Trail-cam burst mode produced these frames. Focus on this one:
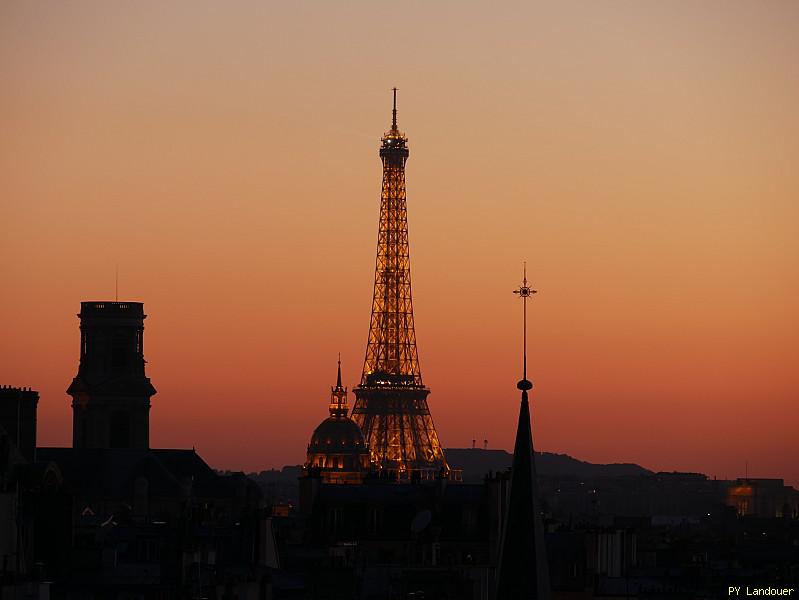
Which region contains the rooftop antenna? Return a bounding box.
[392,87,398,130]
[513,262,537,389]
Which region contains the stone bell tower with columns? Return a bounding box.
[67,301,156,449]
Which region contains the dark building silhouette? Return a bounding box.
[351,90,447,480]
[33,446,268,598]
[305,359,370,484]
[0,385,38,463]
[261,445,799,599]
[2,301,276,599]
[67,301,156,449]
[292,470,507,599]
[0,386,42,598]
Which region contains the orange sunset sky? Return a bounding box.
[1,2,798,485]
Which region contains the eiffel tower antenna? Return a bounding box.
[392,87,398,130]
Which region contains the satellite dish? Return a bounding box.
[410,509,432,534]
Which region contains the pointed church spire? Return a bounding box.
[330,355,348,418]
[496,266,550,599]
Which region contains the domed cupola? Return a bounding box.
[305,357,370,483]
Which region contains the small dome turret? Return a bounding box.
[305,357,370,483]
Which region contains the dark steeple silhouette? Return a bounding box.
[495,266,550,599]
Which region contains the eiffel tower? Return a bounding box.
[350,90,448,480]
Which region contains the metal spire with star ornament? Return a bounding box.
[495,263,550,599]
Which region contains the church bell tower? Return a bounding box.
[67,301,156,449]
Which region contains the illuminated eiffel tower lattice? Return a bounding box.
[351,89,448,480]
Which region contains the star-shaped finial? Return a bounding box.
[513,262,537,298]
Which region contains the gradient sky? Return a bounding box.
[2,1,798,485]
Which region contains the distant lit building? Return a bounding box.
[727,478,799,518]
[306,359,370,484]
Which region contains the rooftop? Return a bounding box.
[79,301,145,317]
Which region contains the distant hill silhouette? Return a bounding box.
[445,448,652,483]
[244,450,652,504]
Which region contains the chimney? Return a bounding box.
[0,386,39,463]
